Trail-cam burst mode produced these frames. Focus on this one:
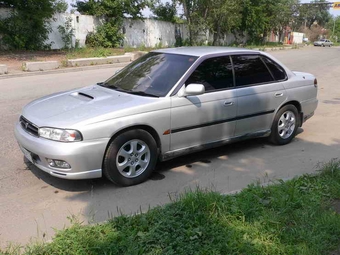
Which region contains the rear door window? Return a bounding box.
[232,55,274,87]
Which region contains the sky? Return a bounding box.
[65,0,340,17]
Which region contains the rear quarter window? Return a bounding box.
[261,56,287,81]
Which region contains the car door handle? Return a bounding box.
[224,101,234,106]
[275,92,284,97]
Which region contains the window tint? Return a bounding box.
[186,56,234,92]
[232,55,274,87]
[262,56,287,81]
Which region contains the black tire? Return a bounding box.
[322,44,325,47]
[103,129,158,186]
[269,105,299,145]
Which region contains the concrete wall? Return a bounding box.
[0,7,11,19]
[0,8,11,49]
[122,19,189,48]
[47,13,103,49]
[0,10,276,49]
[46,14,189,49]
[206,32,248,46]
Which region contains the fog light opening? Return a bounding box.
[47,159,71,169]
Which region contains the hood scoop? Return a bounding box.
[70,92,94,101]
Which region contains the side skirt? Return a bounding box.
[160,129,271,161]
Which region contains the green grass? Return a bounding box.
[65,47,126,59]
[2,160,340,255]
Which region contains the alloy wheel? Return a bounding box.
[278,110,296,139]
[116,139,150,178]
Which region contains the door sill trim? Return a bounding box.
[161,129,271,161]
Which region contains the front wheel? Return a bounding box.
[269,105,299,145]
[103,129,158,186]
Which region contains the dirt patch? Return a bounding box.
[332,199,340,214]
[0,50,67,74]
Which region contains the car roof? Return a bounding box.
[152,46,260,57]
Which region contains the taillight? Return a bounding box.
[314,78,318,88]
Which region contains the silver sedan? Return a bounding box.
[314,39,333,47]
[15,47,318,186]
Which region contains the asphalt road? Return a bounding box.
[0,46,340,247]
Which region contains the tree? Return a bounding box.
[0,0,68,50]
[239,0,298,44]
[292,0,331,30]
[150,1,177,23]
[174,0,207,44]
[54,0,68,13]
[73,0,149,47]
[325,16,340,42]
[274,0,298,42]
[207,0,241,45]
[239,0,273,44]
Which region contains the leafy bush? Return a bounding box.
[0,12,52,50]
[85,20,124,48]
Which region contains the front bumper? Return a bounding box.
[15,122,110,180]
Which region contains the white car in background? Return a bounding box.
[314,39,333,47]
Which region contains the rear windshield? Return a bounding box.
[102,53,198,97]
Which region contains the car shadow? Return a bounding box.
[25,135,282,192]
[25,159,113,192]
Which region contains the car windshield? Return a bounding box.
[101,52,198,97]
[320,39,326,42]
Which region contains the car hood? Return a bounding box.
[22,85,164,128]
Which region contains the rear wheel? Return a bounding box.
[103,129,158,186]
[269,105,299,145]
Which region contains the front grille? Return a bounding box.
[19,116,39,137]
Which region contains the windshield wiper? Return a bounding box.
[99,83,158,97]
[125,91,159,98]
[99,83,127,92]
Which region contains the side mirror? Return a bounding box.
[178,84,205,97]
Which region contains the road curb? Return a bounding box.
[67,55,131,67]
[0,63,128,80]
[0,64,8,75]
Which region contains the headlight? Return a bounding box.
[38,127,82,142]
